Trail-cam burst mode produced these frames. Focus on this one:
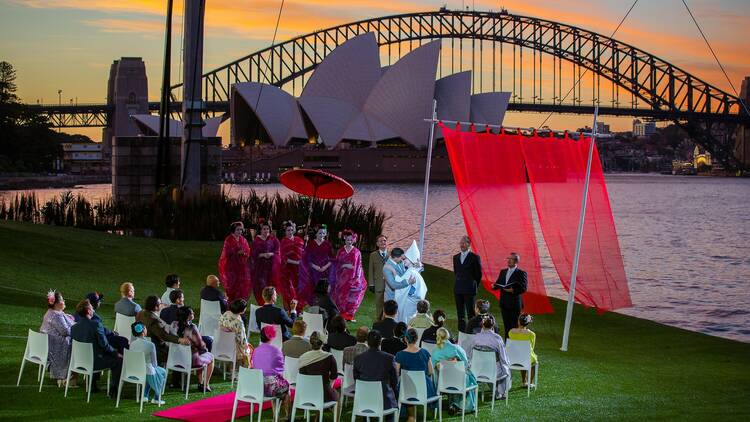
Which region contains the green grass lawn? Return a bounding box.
[0,220,748,421]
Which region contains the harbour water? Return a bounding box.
[2,174,749,342]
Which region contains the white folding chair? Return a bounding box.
[421,342,437,356]
[116,349,148,412]
[506,339,538,396]
[214,329,239,387]
[290,374,339,422]
[231,367,280,422]
[351,380,399,422]
[164,343,208,399]
[283,356,299,387]
[470,350,504,410]
[113,313,135,343]
[341,363,356,407]
[198,299,222,339]
[331,348,345,376]
[247,304,261,334]
[437,361,477,422]
[65,340,111,403]
[16,329,49,392]
[457,332,474,354]
[302,312,327,341]
[398,369,442,422]
[414,328,426,345]
[260,323,283,350]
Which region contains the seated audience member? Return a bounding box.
[420,309,451,345]
[372,300,398,339]
[174,306,215,392]
[129,321,166,405]
[343,326,369,366]
[40,290,75,387]
[252,326,291,418]
[77,291,128,354]
[218,299,253,367]
[136,295,189,365]
[282,319,312,358]
[381,322,407,356]
[353,330,398,413]
[71,299,122,396]
[466,299,496,334]
[394,328,437,418]
[114,282,141,317]
[432,327,477,413]
[508,313,538,386]
[298,332,339,403]
[465,315,511,400]
[200,275,228,313]
[311,278,339,327]
[324,315,356,352]
[159,289,184,325]
[255,286,298,341]
[161,273,181,308]
[408,300,434,329]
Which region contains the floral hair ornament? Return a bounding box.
[437,314,446,323]
[342,229,358,242]
[133,322,145,334]
[46,290,56,305]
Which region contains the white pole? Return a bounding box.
[561,105,599,352]
[419,99,438,256]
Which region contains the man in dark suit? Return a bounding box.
[492,252,528,338]
[200,275,228,313]
[159,289,184,325]
[353,330,399,414]
[372,299,398,339]
[255,286,298,341]
[70,299,122,396]
[453,235,483,333]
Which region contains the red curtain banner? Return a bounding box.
[521,132,632,311]
[441,124,553,314]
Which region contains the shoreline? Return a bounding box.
[0,174,110,190]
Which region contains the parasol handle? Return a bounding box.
[304,184,318,247]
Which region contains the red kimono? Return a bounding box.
[298,239,336,310]
[333,246,367,320]
[279,235,304,311]
[250,235,281,305]
[219,234,252,303]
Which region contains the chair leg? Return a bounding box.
[107,371,111,396]
[461,392,466,422]
[290,406,297,422]
[423,404,427,422]
[257,401,263,422]
[185,371,191,400]
[140,384,145,413]
[64,369,71,397]
[490,382,496,411]
[231,397,239,422]
[39,364,47,392]
[17,359,26,387]
[87,373,93,403]
[534,363,539,389]
[116,380,124,407]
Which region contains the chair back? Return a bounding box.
[457,332,474,353]
[506,339,532,370]
[213,329,238,363]
[247,304,260,333]
[198,299,221,338]
[70,340,94,374]
[342,363,355,393]
[302,313,326,338]
[294,374,324,408]
[166,343,193,373]
[414,328,426,345]
[25,329,49,364]
[114,313,135,343]
[306,306,321,315]
[438,360,467,392]
[283,356,299,385]
[236,367,265,402]
[471,349,498,383]
[260,323,283,349]
[353,380,384,415]
[421,341,437,356]
[399,370,428,404]
[331,348,344,374]
[122,349,147,383]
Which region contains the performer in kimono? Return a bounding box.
[332,230,367,321]
[278,221,304,311]
[393,240,428,324]
[218,222,252,303]
[250,221,281,305]
[298,225,336,309]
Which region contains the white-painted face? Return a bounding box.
[285,225,295,237]
[316,228,327,240]
[344,235,354,246]
[233,224,244,236]
[261,225,271,237]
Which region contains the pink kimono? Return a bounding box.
[333,246,367,320]
[279,235,304,311]
[219,234,252,303]
[250,235,281,305]
[298,239,336,309]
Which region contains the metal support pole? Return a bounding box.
[418,99,438,256]
[156,0,174,190]
[561,105,599,352]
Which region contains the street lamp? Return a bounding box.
[58,89,62,106]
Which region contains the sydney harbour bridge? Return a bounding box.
[23,9,750,168]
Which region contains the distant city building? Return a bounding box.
[596,121,611,134]
[633,119,656,137]
[61,143,107,174]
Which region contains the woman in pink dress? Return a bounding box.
[278,221,304,311]
[218,222,252,303]
[250,222,281,305]
[333,230,368,321]
[298,225,336,310]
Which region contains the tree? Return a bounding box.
[0,61,18,104]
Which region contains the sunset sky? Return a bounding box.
[1,0,748,139]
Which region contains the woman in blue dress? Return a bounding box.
[431,327,477,413]
[394,328,437,422]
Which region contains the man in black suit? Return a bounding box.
[492,252,528,338]
[453,235,483,333]
[372,299,398,339]
[255,286,298,341]
[353,330,399,414]
[70,299,122,396]
[200,275,228,313]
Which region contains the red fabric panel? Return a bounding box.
[442,124,553,314]
[521,133,631,311]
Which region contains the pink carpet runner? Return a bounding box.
[153,379,342,422]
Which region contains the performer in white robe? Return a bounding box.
[393,240,428,323]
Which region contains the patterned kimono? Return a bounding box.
[279,235,304,310]
[250,235,281,305]
[333,246,367,320]
[298,239,336,309]
[218,234,252,303]
[218,311,253,368]
[40,309,74,379]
